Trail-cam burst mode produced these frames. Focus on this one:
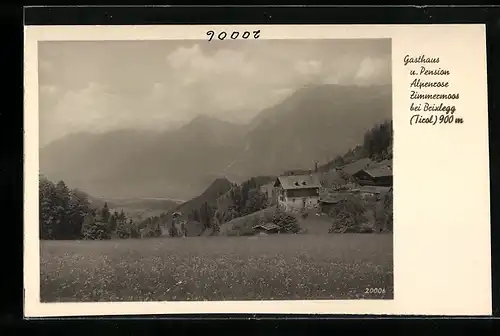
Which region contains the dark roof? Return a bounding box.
[363,165,392,178]
[252,222,280,231]
[375,159,392,168]
[339,158,374,175]
[358,186,392,194]
[274,174,322,190]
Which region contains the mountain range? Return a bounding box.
[39,83,392,200]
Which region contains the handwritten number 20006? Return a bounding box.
[207,30,260,41]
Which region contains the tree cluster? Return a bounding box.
[328,193,393,234]
[188,176,270,233]
[319,119,393,170]
[328,196,368,233]
[220,177,268,223]
[362,120,393,161]
[39,175,92,240]
[39,175,143,240]
[270,209,300,233]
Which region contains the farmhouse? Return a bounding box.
[352,165,393,187]
[274,174,321,211]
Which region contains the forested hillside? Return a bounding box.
[318,120,393,172]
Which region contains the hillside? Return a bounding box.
[175,177,233,215]
[40,84,392,200]
[227,84,392,177]
[40,117,244,200]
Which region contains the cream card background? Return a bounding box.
[24,24,491,317]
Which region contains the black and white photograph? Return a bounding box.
[23,22,493,317]
[36,37,394,303]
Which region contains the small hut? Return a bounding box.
[252,222,280,235]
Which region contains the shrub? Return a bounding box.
[116,223,130,239]
[168,227,177,237]
[129,225,141,238]
[81,214,111,240]
[211,217,221,236]
[382,191,393,232]
[328,196,367,234]
[272,209,300,234]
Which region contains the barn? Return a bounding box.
[352,165,393,187]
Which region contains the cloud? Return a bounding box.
[40,83,121,142]
[355,57,391,85]
[40,85,59,96]
[294,60,323,76]
[163,43,286,116]
[38,39,391,145]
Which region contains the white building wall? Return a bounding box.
[281,195,319,212]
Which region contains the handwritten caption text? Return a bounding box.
[404,55,463,126]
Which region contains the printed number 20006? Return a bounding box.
[365,288,386,294]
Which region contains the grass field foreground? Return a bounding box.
[40,234,393,302]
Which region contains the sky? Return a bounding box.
[38,38,391,147]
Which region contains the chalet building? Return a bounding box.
[352,165,392,187]
[274,174,321,211]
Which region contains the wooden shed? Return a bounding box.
[252,222,281,234]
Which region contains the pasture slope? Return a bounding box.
[40,233,393,302]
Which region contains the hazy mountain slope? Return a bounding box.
[175,177,233,215]
[40,116,244,199]
[40,84,392,200]
[227,84,392,177]
[40,129,160,195]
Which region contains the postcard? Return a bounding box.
[24,24,491,317]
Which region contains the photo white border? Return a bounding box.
[24,24,491,317]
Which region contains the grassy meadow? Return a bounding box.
[40,233,393,302]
